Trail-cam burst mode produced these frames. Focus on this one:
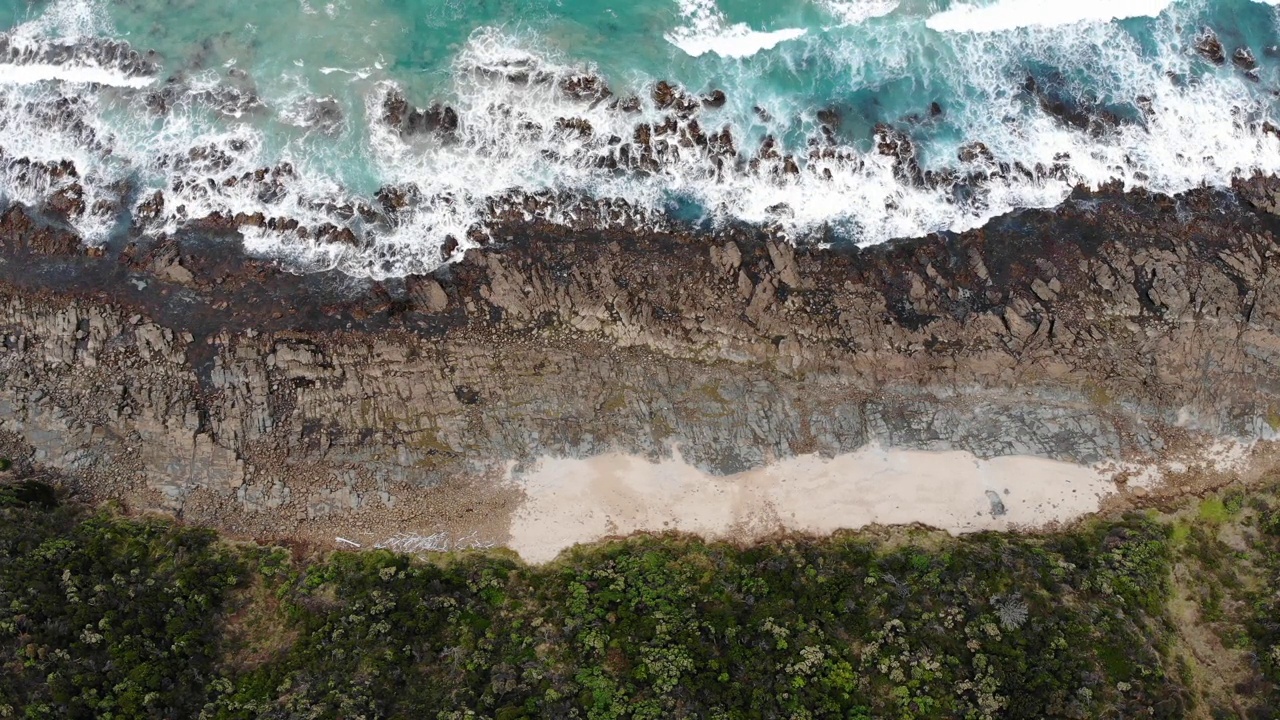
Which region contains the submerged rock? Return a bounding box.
[286,96,344,135]
[1022,74,1121,137]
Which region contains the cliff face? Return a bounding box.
[1,180,1280,543]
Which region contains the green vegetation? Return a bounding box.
[3,479,1280,718]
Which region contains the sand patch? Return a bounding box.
[506,445,1154,564]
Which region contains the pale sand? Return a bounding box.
[505,445,1151,564]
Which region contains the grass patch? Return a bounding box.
[1198,497,1233,524]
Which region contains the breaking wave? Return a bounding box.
[0,0,1278,278]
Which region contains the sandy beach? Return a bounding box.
[506,444,1156,563]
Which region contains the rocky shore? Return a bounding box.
[3,176,1280,554]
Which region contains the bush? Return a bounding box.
[12,488,1280,719]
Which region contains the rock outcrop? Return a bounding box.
[1,179,1280,541]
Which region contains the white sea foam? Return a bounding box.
[2,0,1280,280]
[0,63,154,87]
[8,0,110,42]
[817,0,899,27]
[927,0,1176,33]
[319,66,373,79]
[665,0,807,58]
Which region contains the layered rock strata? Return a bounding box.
[2,179,1280,545]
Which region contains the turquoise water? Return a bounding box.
[1,0,1279,276]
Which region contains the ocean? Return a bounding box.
[0,0,1278,277]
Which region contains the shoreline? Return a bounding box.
[2,177,1280,557]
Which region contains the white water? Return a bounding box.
[0,0,1278,278]
[927,0,1178,33]
[665,0,808,58]
[0,63,154,87]
[817,0,901,27]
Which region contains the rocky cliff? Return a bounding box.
[2,178,1280,545]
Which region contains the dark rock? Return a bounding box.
[757,135,780,161]
[316,223,360,246]
[560,73,611,102]
[405,104,459,136]
[1234,46,1258,71]
[290,96,344,135]
[381,88,411,128]
[45,183,85,219]
[682,119,707,148]
[144,90,170,115]
[440,234,460,258]
[652,81,697,115]
[195,85,266,118]
[633,123,653,148]
[0,205,83,256]
[1022,74,1121,137]
[376,183,422,214]
[708,126,736,158]
[985,490,1007,517]
[0,35,159,79]
[233,211,265,228]
[555,117,594,138]
[874,123,923,184]
[1196,30,1226,64]
[381,89,458,137]
[702,89,727,108]
[958,141,994,164]
[653,81,678,109]
[135,191,165,225]
[817,107,841,130]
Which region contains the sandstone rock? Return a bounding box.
[413,278,449,312]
